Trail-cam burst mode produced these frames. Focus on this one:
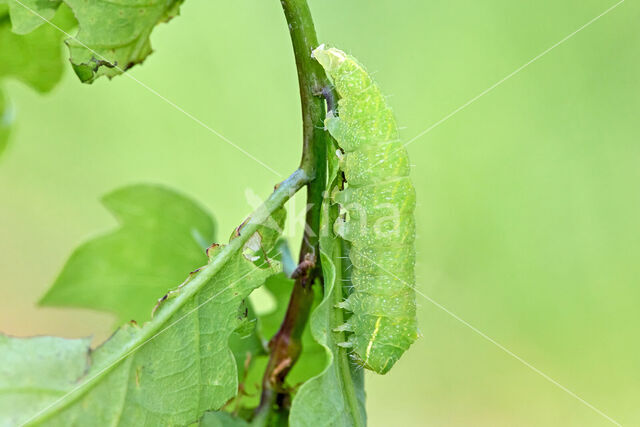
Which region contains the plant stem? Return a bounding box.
[254,0,330,422]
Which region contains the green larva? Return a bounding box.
[314,45,418,374]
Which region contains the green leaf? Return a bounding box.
[0,3,75,92]
[218,271,325,419]
[256,273,293,339]
[288,250,367,427]
[6,0,62,34]
[63,0,184,83]
[199,411,250,427]
[227,299,266,387]
[40,184,216,324]
[0,3,74,157]
[0,335,91,420]
[1,260,277,426]
[0,89,11,158]
[225,274,299,413]
[289,144,367,427]
[0,169,308,426]
[1,215,286,426]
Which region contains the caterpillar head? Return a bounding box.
[312,44,347,75]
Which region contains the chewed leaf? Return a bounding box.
[243,232,263,262]
[1,207,286,426]
[2,0,186,83]
[63,0,184,82]
[233,208,286,267]
[40,184,216,324]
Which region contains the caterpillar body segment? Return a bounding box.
[314,45,418,374]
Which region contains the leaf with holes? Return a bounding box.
[63,0,184,83]
[0,203,286,426]
[223,273,325,417]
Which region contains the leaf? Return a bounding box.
[0,3,74,157]
[289,143,367,427]
[63,0,184,83]
[40,184,216,324]
[2,0,187,83]
[1,212,286,426]
[0,89,11,157]
[224,274,299,413]
[0,335,91,417]
[217,272,324,418]
[227,299,266,389]
[256,273,293,339]
[288,250,367,427]
[0,169,310,426]
[0,3,75,92]
[6,0,62,34]
[199,411,250,427]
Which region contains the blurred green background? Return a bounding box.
[1,0,639,425]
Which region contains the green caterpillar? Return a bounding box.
[314,45,418,374]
